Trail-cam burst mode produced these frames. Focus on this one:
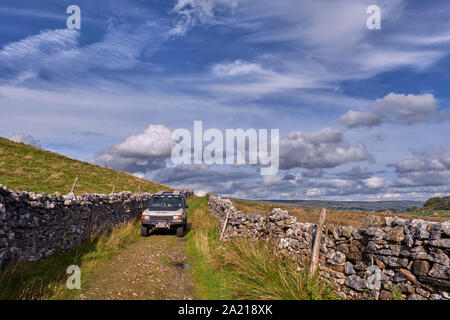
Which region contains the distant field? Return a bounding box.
[231,199,448,228]
[251,199,425,212]
[0,137,170,195]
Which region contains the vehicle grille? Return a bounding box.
[149,216,172,223]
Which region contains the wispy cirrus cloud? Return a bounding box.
[0,29,79,83]
[207,0,448,98]
[169,0,239,35]
[0,20,166,85]
[212,60,268,77]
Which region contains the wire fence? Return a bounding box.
[69,176,194,198]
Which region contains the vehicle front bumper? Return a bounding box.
[141,215,184,229]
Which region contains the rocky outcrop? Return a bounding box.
[0,184,150,270]
[208,195,450,300]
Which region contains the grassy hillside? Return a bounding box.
[0,137,170,195]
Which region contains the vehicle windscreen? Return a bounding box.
[149,196,183,210]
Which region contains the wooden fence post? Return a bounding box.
[71,177,78,193]
[220,207,231,240]
[309,208,327,277]
[138,186,143,210]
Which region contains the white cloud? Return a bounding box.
[109,125,172,159]
[391,148,450,187]
[194,189,209,196]
[279,128,373,170]
[0,29,79,60]
[0,22,165,84]
[363,176,390,189]
[306,188,324,197]
[212,60,267,76]
[338,92,444,129]
[374,93,438,124]
[360,50,446,73]
[93,124,173,171]
[0,1,448,202]
[170,0,239,35]
[399,33,450,46]
[217,0,447,98]
[337,110,383,129]
[9,133,41,147]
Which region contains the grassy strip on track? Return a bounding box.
[185,196,234,300]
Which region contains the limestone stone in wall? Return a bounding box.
[0,184,150,270]
[208,194,450,300]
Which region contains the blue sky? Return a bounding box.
[0,0,449,200]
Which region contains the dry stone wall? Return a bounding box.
[208,195,450,300]
[0,184,150,270]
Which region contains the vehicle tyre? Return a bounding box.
[141,225,149,237]
[176,226,184,237]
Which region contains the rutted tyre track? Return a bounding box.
[78,230,195,300]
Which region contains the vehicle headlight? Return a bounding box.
[173,215,182,221]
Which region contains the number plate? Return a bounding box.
[156,222,168,228]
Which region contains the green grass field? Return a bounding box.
[0,137,169,195]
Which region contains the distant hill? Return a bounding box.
[240,199,425,212]
[0,137,170,195]
[424,196,450,211]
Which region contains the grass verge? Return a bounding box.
[0,218,142,300]
[185,196,234,299]
[185,196,339,300]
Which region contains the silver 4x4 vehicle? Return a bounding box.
[141,191,188,237]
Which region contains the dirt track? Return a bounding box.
[78,230,195,300]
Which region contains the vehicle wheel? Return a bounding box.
[176,226,184,237]
[141,225,149,237]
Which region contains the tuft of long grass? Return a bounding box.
[83,219,139,261]
[221,239,339,300]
